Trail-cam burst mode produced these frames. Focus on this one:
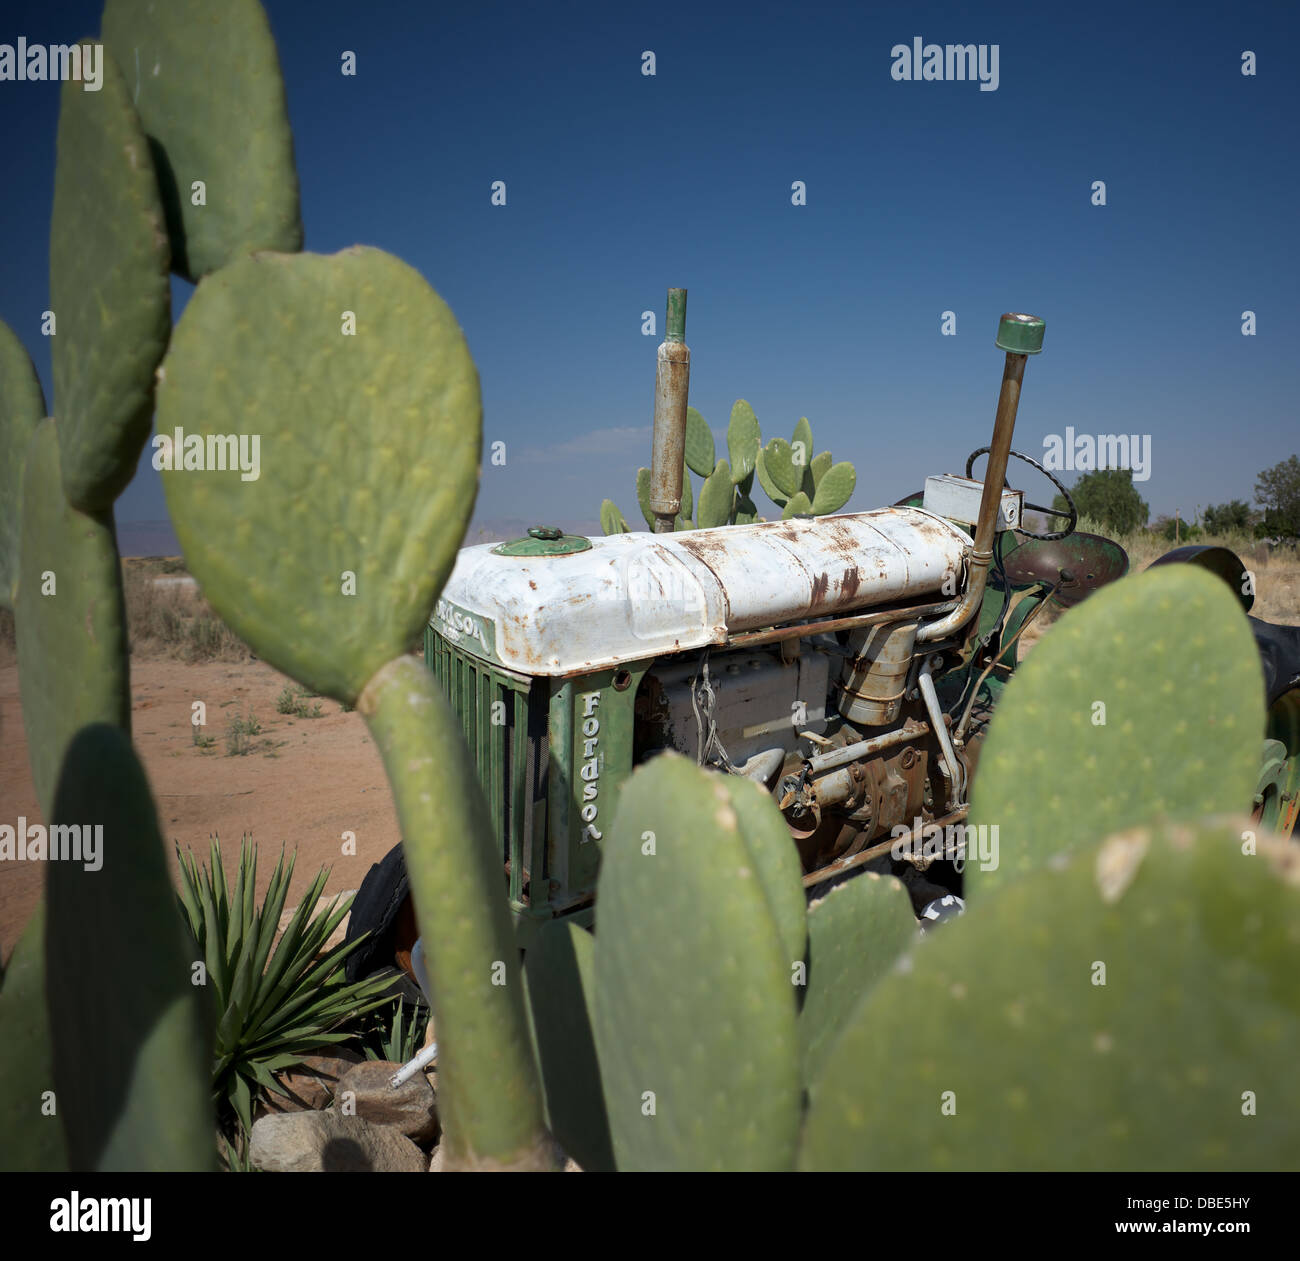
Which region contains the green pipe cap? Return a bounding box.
[995,312,1045,355]
[493,527,592,557]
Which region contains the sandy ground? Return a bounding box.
[0,653,402,963]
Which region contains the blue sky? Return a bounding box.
[2,0,1297,547]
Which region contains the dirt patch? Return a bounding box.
[0,653,402,962]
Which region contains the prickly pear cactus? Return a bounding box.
[101,0,303,282]
[157,247,480,704]
[0,320,46,610]
[696,459,735,530]
[800,871,916,1087]
[763,438,802,500]
[14,422,130,817]
[683,406,715,477]
[46,725,215,1171]
[727,400,760,484]
[49,44,170,511]
[969,566,1265,895]
[523,920,615,1172]
[800,817,1300,1171]
[635,466,654,529]
[811,462,856,514]
[0,907,66,1172]
[593,754,802,1171]
[782,491,812,519]
[600,499,629,535]
[791,416,814,467]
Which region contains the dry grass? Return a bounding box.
[0,558,251,667]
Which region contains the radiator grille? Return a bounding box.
[427,629,547,905]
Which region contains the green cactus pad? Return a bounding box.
[0,320,47,610]
[524,921,615,1172]
[0,907,67,1171]
[810,450,833,489]
[716,773,808,968]
[754,447,788,508]
[763,438,802,498]
[791,417,814,468]
[684,407,715,478]
[811,461,856,514]
[600,499,628,535]
[157,248,481,704]
[801,817,1300,1171]
[45,725,215,1171]
[593,753,802,1171]
[362,658,555,1169]
[800,872,916,1087]
[696,459,735,530]
[15,422,130,818]
[635,467,654,529]
[727,400,760,484]
[734,494,759,526]
[48,45,171,511]
[102,0,303,282]
[969,567,1265,895]
[679,464,693,525]
[782,491,812,519]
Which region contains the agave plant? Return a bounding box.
[175,836,396,1148]
[362,995,431,1064]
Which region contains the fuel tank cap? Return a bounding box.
[492,526,593,557]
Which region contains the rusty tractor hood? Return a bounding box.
[431,508,971,677]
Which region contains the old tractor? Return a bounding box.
[420,299,1160,946]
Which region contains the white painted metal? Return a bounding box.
[923,474,1023,531]
[434,507,971,676]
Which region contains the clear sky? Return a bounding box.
[2,0,1297,545]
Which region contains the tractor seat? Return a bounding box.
[1248,617,1300,708]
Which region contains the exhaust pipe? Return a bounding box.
[917,312,1044,642]
[649,288,691,533]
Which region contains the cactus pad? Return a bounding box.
[800,871,916,1086]
[791,416,814,467]
[763,438,802,498]
[810,449,833,488]
[754,447,788,508]
[0,320,46,609]
[0,907,67,1171]
[801,817,1300,1171]
[524,920,614,1172]
[49,45,171,511]
[727,400,760,484]
[782,491,812,519]
[696,459,735,529]
[15,422,130,817]
[969,566,1265,895]
[157,248,481,703]
[600,499,629,536]
[46,725,214,1171]
[102,0,303,282]
[635,467,654,529]
[684,407,715,478]
[811,461,855,514]
[593,753,802,1171]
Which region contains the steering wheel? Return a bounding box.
[965,447,1077,541]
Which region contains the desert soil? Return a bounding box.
[0,654,402,963]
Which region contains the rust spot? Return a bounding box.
[528,580,537,590]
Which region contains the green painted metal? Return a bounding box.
[994,312,1045,355]
[665,288,687,342]
[492,529,592,557]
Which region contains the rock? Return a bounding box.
[250,1110,426,1173]
[255,1048,365,1117]
[335,1060,439,1145]
[564,1156,583,1172]
[428,1144,444,1172]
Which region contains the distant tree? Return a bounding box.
[1201,499,1253,534]
[1152,514,1200,543]
[1051,468,1149,535]
[1255,456,1300,539]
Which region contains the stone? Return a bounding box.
[335,1059,439,1145]
[250,1110,426,1173]
[255,1048,365,1117]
